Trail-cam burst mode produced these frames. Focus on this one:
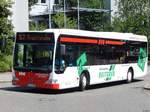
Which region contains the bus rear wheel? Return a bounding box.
[79,73,88,91]
[127,69,133,83]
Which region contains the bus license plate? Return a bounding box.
[28,84,36,87]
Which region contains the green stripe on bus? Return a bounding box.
[138,48,147,71]
[77,52,87,75]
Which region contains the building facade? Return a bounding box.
[11,0,29,32]
[29,0,118,30]
[10,0,118,32]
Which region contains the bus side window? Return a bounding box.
[125,41,147,63]
[64,44,78,67]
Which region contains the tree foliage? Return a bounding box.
[0,0,13,71]
[112,0,150,54]
[80,12,111,31]
[53,13,77,29]
[113,0,150,37]
[0,0,13,38]
[79,0,104,8]
[65,0,108,9]
[0,0,13,54]
[29,21,48,31]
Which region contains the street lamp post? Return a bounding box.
[48,0,51,29]
[77,0,80,29]
[64,0,67,28]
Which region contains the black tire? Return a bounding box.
[127,69,133,83]
[79,73,88,91]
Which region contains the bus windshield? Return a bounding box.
[14,43,54,73]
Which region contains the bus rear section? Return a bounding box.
[12,32,59,89]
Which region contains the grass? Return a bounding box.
[0,55,12,72]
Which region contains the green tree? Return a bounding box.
[112,0,150,55]
[29,21,48,31]
[0,0,14,71]
[80,12,111,31]
[79,0,104,8]
[0,0,13,54]
[53,13,77,29]
[66,0,109,9]
[113,0,150,37]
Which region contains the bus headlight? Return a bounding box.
[12,70,18,81]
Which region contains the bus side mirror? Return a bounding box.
[60,45,66,55]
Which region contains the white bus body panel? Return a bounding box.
[53,61,147,89]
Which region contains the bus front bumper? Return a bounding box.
[12,79,59,90]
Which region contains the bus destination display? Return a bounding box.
[16,33,54,42]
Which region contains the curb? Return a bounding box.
[0,72,12,83]
[0,81,11,83]
[144,84,150,90]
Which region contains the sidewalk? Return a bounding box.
[0,72,12,83]
[144,84,150,90]
[144,78,150,90]
[144,66,150,90]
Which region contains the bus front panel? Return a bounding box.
[12,32,59,89]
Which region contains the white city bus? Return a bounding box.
[12,29,148,91]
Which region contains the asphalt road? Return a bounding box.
[0,70,150,112]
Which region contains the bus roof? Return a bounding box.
[28,29,148,42]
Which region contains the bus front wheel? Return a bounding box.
[79,73,88,91]
[127,69,133,83]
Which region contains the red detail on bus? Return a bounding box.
[49,84,59,89]
[60,37,98,44]
[98,39,105,45]
[60,37,125,46]
[98,39,125,45]
[105,40,125,45]
[12,71,59,89]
